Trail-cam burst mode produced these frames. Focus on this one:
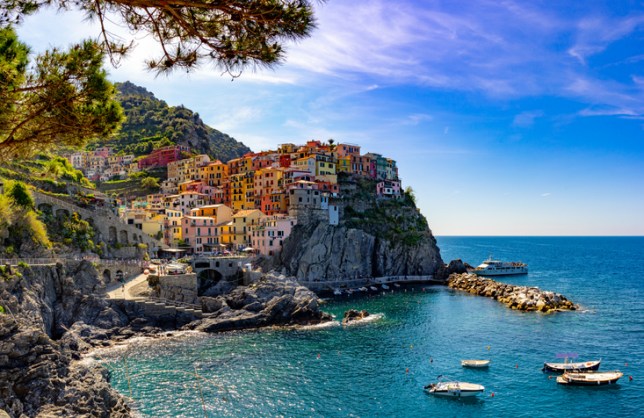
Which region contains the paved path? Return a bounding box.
[105,272,149,300]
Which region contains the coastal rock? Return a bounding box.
[447,273,578,313]
[0,316,130,417]
[275,174,443,284]
[342,309,370,325]
[192,276,332,332]
[0,261,138,416]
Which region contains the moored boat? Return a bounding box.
[382,284,390,290]
[461,359,490,368]
[424,379,485,397]
[556,371,623,386]
[473,256,528,276]
[543,359,601,373]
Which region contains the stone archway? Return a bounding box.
[109,226,117,244]
[197,269,223,296]
[102,269,111,283]
[56,208,70,219]
[37,203,53,214]
[119,230,129,245]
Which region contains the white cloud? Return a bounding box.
[541,193,551,197]
[513,111,544,127]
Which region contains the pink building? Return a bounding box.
[248,215,297,257]
[182,216,220,253]
[376,180,402,199]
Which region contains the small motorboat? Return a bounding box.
[369,286,378,291]
[333,288,342,296]
[543,359,600,373]
[394,283,401,288]
[461,359,490,368]
[358,287,368,292]
[382,284,390,290]
[424,378,485,398]
[556,371,623,386]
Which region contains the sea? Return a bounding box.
[99,236,644,417]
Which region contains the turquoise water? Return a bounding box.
[102,237,644,417]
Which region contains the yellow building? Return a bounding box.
[253,167,283,207]
[141,213,164,238]
[336,155,352,174]
[189,204,233,224]
[231,209,264,248]
[230,172,255,211]
[199,160,229,188]
[218,221,234,247]
[164,209,183,247]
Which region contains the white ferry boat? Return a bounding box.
[473,256,528,276]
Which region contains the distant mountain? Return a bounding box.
[90,81,251,162]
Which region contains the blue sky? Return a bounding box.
[16,0,644,235]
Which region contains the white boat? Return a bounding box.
[382,284,390,290]
[543,359,600,373]
[556,371,623,386]
[473,256,528,276]
[394,283,401,288]
[461,359,490,368]
[333,288,342,296]
[424,379,485,397]
[369,286,378,291]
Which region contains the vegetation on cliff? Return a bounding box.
[88,81,251,162]
[0,180,51,257]
[277,174,443,281]
[339,173,434,248]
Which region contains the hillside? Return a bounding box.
[90,81,251,161]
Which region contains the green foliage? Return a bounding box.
[61,212,95,251]
[0,27,123,160]
[3,180,34,209]
[2,1,320,75]
[0,305,5,314]
[141,176,160,190]
[24,211,51,248]
[404,186,417,205]
[90,82,251,162]
[44,157,90,185]
[17,261,29,269]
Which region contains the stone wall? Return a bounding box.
[158,274,198,304]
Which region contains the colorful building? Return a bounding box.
[249,215,297,257]
[231,209,264,249]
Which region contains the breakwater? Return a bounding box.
[447,273,577,313]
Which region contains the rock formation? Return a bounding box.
[342,309,370,325]
[0,261,133,416]
[191,275,332,333]
[447,273,578,313]
[276,174,443,283]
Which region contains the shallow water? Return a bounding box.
[101,237,644,417]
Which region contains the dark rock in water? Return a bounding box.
[342,309,370,324]
[435,259,468,282]
[192,276,332,332]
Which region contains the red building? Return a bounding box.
[138,146,185,169]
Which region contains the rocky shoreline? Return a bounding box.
[447,272,578,313]
[0,262,332,417]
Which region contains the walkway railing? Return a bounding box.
[144,297,201,310]
[0,257,144,267]
[297,275,437,290]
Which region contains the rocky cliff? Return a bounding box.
[0,262,133,417]
[277,174,443,283]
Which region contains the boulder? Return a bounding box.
[342,309,370,325]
